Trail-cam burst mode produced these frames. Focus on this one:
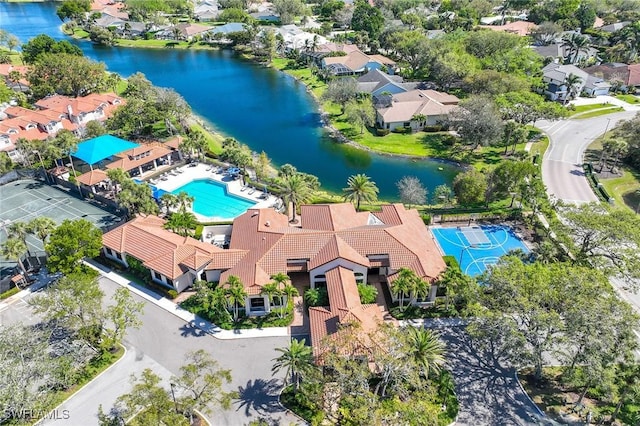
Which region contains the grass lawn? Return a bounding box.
[574,106,624,119]
[0,47,23,65]
[271,58,327,98]
[568,103,612,115]
[616,94,640,104]
[585,138,640,212]
[529,136,549,160]
[189,121,224,155]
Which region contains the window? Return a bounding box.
[105,248,113,255]
[250,297,265,311]
[272,295,284,307]
[115,253,122,260]
[354,272,365,284]
[154,271,162,280]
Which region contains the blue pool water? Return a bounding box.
[171,179,256,220]
[432,225,529,277]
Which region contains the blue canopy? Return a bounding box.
[73,135,140,165]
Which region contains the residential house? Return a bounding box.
[105,143,174,177]
[583,75,611,97]
[250,11,280,23]
[207,23,246,42]
[175,23,211,41]
[194,0,219,22]
[322,50,396,76]
[533,41,599,64]
[375,89,460,131]
[102,203,447,324]
[584,63,640,92]
[0,64,30,92]
[541,63,589,101]
[356,69,418,99]
[273,25,327,52]
[599,21,631,33]
[35,93,124,128]
[0,93,124,163]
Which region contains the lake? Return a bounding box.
[0,2,460,199]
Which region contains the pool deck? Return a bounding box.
[150,163,279,222]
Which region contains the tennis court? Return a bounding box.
[0,179,122,277]
[432,225,530,276]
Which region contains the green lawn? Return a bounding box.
[0,47,22,65]
[568,102,612,115]
[189,121,224,155]
[585,138,640,212]
[573,106,624,119]
[271,58,327,98]
[616,94,640,104]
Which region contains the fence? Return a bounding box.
[582,163,613,204]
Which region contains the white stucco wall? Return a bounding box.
[310,259,368,287]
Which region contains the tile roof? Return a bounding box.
[102,215,231,279]
[106,145,172,172]
[76,169,108,186]
[225,203,446,293]
[478,21,537,37]
[377,89,460,123]
[309,266,384,359]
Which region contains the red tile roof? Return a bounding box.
[77,169,108,186]
[102,215,232,279]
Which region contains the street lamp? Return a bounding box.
[169,382,179,414]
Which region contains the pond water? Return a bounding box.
[0,2,460,199]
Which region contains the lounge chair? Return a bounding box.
[248,187,256,195]
[259,192,269,200]
[240,185,249,192]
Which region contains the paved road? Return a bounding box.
[1,276,300,426]
[538,111,637,204]
[436,326,556,426]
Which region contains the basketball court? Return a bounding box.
[431,225,530,276]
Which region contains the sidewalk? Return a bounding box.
[83,259,289,340]
[569,95,640,112]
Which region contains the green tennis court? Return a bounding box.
[0,179,123,278]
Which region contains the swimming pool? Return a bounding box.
[431,225,529,277]
[171,179,256,220]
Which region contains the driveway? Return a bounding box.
[1,276,302,425]
[538,110,636,204]
[436,326,555,426]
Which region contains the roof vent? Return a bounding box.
[251,211,259,217]
[265,221,270,227]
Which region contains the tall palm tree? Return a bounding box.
[261,282,282,313]
[602,138,628,173]
[224,276,247,323]
[278,174,312,223]
[561,33,590,64]
[28,217,56,251]
[563,73,583,105]
[343,174,379,211]
[165,211,197,237]
[411,276,430,303]
[1,237,29,279]
[271,338,314,393]
[405,327,446,378]
[175,191,195,213]
[53,130,81,194]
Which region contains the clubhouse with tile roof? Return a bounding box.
[102,203,447,351]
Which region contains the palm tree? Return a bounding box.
[1,237,29,279]
[106,168,129,199]
[412,276,430,303]
[28,217,56,251]
[405,327,446,378]
[278,174,312,223]
[224,276,247,323]
[261,282,282,313]
[175,191,195,213]
[563,73,583,105]
[165,211,197,236]
[8,221,31,257]
[53,130,81,194]
[343,174,379,211]
[602,138,628,173]
[7,70,24,92]
[271,338,314,393]
[390,268,418,308]
[159,193,179,216]
[561,33,590,64]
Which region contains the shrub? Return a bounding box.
[421,213,431,225]
[0,286,20,300]
[423,125,442,132]
[167,289,178,299]
[392,126,407,134]
[304,287,329,307]
[376,128,390,136]
[194,224,204,240]
[357,283,378,304]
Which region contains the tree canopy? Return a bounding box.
[46,219,103,274]
[21,34,82,64]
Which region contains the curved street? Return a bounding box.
[538,110,637,204]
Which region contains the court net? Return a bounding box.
[459,226,491,246]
